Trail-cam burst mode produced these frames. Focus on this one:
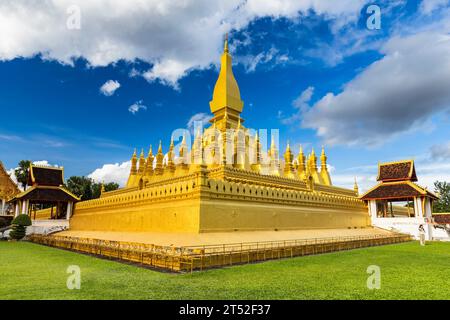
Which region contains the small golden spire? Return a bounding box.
[179,134,187,158]
[354,177,359,196]
[148,145,153,157]
[320,146,327,166]
[155,140,164,175]
[130,148,138,175]
[138,148,146,174]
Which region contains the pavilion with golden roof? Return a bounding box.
[68,37,369,234]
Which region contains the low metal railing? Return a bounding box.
[30,232,412,273]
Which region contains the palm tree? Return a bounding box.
[14,160,31,190]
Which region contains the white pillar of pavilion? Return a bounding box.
[368,200,377,219]
[15,202,20,217]
[414,197,423,218]
[21,200,29,215]
[1,199,5,215]
[66,201,73,220]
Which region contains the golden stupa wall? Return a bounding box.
[70,167,369,233]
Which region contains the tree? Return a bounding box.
[14,160,31,190]
[66,176,91,199]
[92,182,119,199]
[9,214,32,240]
[434,181,450,213]
[65,176,119,201]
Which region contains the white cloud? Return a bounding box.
[0,0,368,87]
[128,100,147,115]
[187,112,211,132]
[298,31,450,146]
[100,80,121,96]
[419,0,449,15]
[281,86,314,125]
[32,160,59,167]
[238,47,289,72]
[430,141,450,160]
[88,161,131,187]
[6,168,19,186]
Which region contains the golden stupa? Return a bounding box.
[70,37,368,233]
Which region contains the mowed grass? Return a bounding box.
[1,241,450,300]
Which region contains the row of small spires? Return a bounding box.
[128,135,331,178]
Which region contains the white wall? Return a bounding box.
[372,217,439,240]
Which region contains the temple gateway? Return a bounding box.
[68,38,369,233]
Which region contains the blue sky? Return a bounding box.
[1,0,450,191]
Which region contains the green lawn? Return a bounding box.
[1,241,449,300]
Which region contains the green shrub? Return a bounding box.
[10,214,32,240]
[12,214,32,226]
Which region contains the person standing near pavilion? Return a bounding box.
[419,225,426,246]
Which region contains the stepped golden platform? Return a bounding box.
[32,228,411,272]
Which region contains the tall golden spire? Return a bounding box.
[138,148,145,175]
[354,177,359,196]
[167,137,175,172]
[297,145,306,179]
[130,149,137,175]
[155,140,164,175]
[320,146,332,186]
[251,132,261,172]
[284,142,294,177]
[145,145,154,176]
[310,148,317,172]
[209,34,244,117]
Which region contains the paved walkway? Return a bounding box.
[57,227,393,247]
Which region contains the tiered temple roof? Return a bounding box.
[361,160,437,201]
[10,165,79,203]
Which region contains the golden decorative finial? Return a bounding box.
[354,177,359,196]
[224,33,229,53]
[158,140,162,153]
